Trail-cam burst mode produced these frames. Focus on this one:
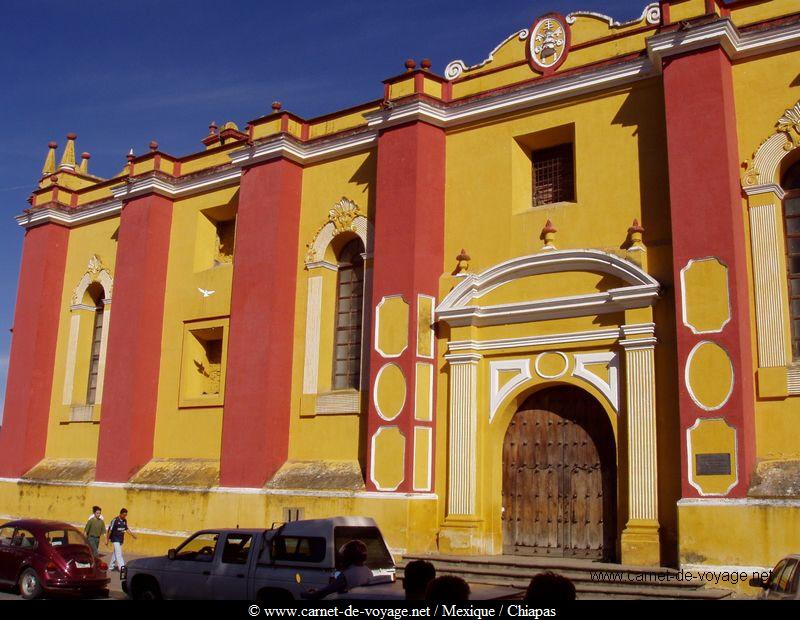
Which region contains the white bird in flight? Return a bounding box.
[198,288,216,297]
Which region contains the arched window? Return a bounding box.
[333,238,365,390]
[85,282,106,405]
[783,160,800,358]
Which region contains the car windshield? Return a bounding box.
[45,529,89,547]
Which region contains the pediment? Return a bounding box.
[437,249,659,327]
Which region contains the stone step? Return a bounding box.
[398,554,732,600]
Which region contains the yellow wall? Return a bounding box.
[288,151,376,463]
[150,187,237,461]
[44,217,120,460]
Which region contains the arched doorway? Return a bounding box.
[502,385,617,559]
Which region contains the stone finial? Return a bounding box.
[455,248,471,274]
[271,101,282,112]
[209,121,218,135]
[404,59,417,71]
[79,152,91,174]
[126,148,135,162]
[59,133,77,170]
[628,219,646,252]
[420,58,432,70]
[149,140,158,152]
[541,220,557,251]
[41,141,58,176]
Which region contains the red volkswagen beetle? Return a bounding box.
[0,519,110,599]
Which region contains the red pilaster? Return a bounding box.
[662,47,756,497]
[366,121,446,492]
[220,158,303,487]
[96,194,173,481]
[0,224,69,477]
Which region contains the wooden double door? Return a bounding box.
[502,386,617,559]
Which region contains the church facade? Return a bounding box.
[1,0,800,575]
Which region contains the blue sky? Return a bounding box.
[0,0,646,423]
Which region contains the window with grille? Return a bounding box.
[85,288,105,405]
[532,143,575,206]
[333,239,365,390]
[783,160,800,358]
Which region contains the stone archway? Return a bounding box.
[502,385,617,560]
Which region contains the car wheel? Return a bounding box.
[132,578,162,600]
[19,568,43,600]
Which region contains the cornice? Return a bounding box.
[228,131,378,168]
[365,57,655,130]
[647,17,800,67]
[16,199,124,228]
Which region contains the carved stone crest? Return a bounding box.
[328,198,361,234]
[778,102,800,151]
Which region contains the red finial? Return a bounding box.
[26,194,34,205]
[81,152,91,160]
[149,140,158,152]
[271,101,282,112]
[404,59,416,71]
[628,218,645,234]
[66,133,77,140]
[542,219,557,234]
[48,141,58,149]
[127,152,135,163]
[209,121,218,134]
[420,58,432,70]
[50,174,59,183]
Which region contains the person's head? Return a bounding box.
[425,576,471,602]
[524,572,577,602]
[92,506,101,517]
[339,540,368,567]
[119,508,128,518]
[403,560,436,600]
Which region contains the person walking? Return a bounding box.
[106,508,137,571]
[84,506,105,557]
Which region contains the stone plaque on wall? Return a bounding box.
[695,453,732,476]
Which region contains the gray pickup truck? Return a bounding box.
[121,516,401,601]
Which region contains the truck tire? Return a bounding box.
[132,576,162,600]
[19,568,43,600]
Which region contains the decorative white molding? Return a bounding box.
[315,390,361,415]
[445,29,529,80]
[373,363,406,422]
[788,364,800,395]
[489,359,532,422]
[414,363,434,423]
[566,3,660,28]
[686,417,739,497]
[647,17,800,68]
[366,58,655,131]
[749,204,790,367]
[305,260,338,273]
[447,327,621,353]
[743,183,786,199]
[302,276,323,395]
[679,257,731,336]
[534,351,569,380]
[622,344,658,522]
[16,199,124,229]
[62,314,81,406]
[572,351,620,413]
[305,198,373,265]
[374,295,409,359]
[436,250,659,328]
[369,426,405,492]
[685,341,735,412]
[447,356,478,516]
[230,132,377,169]
[412,426,433,492]
[112,166,242,202]
[444,353,483,365]
[416,294,436,360]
